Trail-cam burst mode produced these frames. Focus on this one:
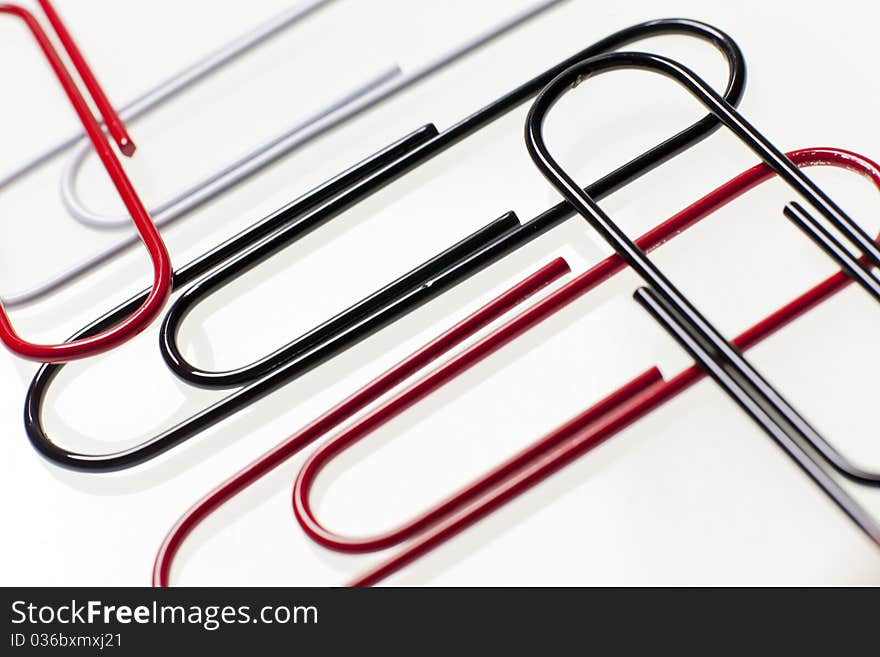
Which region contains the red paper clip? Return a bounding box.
[0,3,170,361]
[154,148,879,586]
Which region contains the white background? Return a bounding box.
[1,0,879,586]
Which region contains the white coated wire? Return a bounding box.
[0,0,336,190]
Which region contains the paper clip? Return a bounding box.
[526,52,880,539]
[24,18,745,470]
[151,146,880,586]
[156,18,746,390]
[0,2,171,361]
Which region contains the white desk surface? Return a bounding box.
[1,0,879,585]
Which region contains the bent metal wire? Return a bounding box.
[152,148,880,586]
[2,0,563,308]
[0,0,333,190]
[30,0,135,155]
[0,3,172,362]
[525,52,880,541]
[57,0,349,232]
[25,18,746,471]
[355,149,880,587]
[59,0,560,232]
[157,18,747,390]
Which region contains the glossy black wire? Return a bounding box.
[783,202,880,304]
[26,18,747,472]
[634,287,880,544]
[525,51,880,544]
[159,17,748,389]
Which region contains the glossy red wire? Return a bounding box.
[292,147,880,557]
[153,259,571,586]
[153,148,879,586]
[0,4,171,362]
[34,0,135,155]
[351,149,880,586]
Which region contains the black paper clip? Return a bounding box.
[156,18,747,391]
[526,51,880,543]
[25,19,746,472]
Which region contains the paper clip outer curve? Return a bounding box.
[0,4,171,362]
